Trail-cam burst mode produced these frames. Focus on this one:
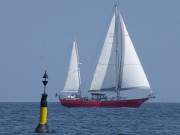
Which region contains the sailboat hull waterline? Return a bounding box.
[60,97,149,108]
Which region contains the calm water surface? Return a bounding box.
[0,103,180,135]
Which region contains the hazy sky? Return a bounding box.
[0,0,179,102]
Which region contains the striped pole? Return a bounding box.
[35,70,49,133]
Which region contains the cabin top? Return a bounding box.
[91,93,106,96]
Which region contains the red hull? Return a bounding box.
[60,98,149,108]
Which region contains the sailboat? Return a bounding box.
[60,5,154,108]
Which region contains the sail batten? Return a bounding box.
[63,41,81,92]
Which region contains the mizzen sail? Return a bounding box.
[63,40,81,92]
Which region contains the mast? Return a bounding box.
[114,4,125,99]
[118,14,125,97]
[118,12,125,98]
[114,4,121,99]
[75,40,82,97]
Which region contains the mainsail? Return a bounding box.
[90,13,117,91]
[63,40,81,92]
[90,6,150,92]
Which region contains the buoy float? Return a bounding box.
[35,70,49,133]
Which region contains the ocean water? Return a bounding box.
[0,103,180,135]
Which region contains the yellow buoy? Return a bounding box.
[40,107,47,124]
[35,70,49,133]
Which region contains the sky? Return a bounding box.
[0,0,179,102]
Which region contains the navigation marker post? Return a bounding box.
[35,70,49,133]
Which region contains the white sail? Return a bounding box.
[90,6,150,92]
[63,41,81,92]
[90,13,117,91]
[119,15,150,90]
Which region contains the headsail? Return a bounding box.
[63,40,81,92]
[119,15,150,90]
[90,13,117,91]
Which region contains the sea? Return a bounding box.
[0,103,179,135]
